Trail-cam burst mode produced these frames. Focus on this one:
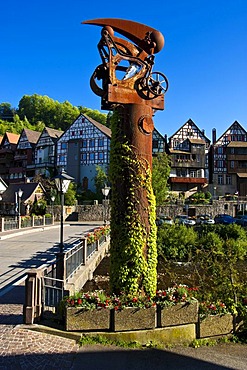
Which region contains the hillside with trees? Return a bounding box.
[0,94,108,135]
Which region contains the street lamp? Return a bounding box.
[17,188,23,226]
[101,184,110,225]
[54,169,74,253]
[51,195,55,217]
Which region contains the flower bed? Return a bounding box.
[111,306,156,331]
[197,301,234,338]
[155,285,198,327]
[64,290,112,331]
[198,314,233,338]
[110,293,156,331]
[85,226,110,245]
[66,307,111,331]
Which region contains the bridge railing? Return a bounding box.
[0,215,54,232]
[23,228,110,324]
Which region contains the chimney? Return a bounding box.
[212,128,216,144]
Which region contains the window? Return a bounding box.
[82,140,87,148]
[98,152,104,160]
[218,160,224,168]
[230,148,234,154]
[98,139,104,147]
[61,142,67,150]
[71,131,75,136]
[89,153,95,160]
[153,140,158,149]
[226,176,231,185]
[218,147,223,154]
[89,139,95,148]
[82,153,87,161]
[218,175,223,185]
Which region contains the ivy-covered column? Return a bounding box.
[109,105,157,296]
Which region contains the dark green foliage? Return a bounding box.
[0,95,108,134]
[157,224,198,261]
[152,152,171,206]
[188,191,212,204]
[157,223,247,312]
[94,165,108,201]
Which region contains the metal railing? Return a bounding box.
[1,215,54,232]
[42,276,64,308]
[65,238,86,280]
[3,218,18,231]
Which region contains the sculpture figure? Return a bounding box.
[83,18,168,296]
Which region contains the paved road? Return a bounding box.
[0,222,101,296]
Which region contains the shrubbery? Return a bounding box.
[157,223,247,318]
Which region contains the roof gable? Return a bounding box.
[169,119,210,144]
[214,121,247,146]
[1,182,45,203]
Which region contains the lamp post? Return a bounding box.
[17,188,23,228]
[54,169,74,253]
[51,195,55,218]
[213,186,217,200]
[101,184,110,225]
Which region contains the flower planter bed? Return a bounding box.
[65,307,110,331]
[198,313,233,338]
[157,302,198,327]
[111,306,156,332]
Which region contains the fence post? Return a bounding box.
[23,270,43,324]
[0,217,4,232]
[43,215,45,226]
[32,216,35,227]
[84,238,87,264]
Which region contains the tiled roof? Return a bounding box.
[45,127,63,139]
[6,132,20,144]
[1,182,44,203]
[227,141,247,147]
[188,138,206,144]
[237,173,247,178]
[84,114,111,138]
[23,128,41,144]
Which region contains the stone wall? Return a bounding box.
[157,200,239,218]
[47,200,243,222]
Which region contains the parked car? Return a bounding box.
[156,215,173,226]
[214,214,236,225]
[235,215,247,226]
[196,214,215,225]
[174,215,196,226]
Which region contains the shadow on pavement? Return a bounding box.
[0,347,236,370]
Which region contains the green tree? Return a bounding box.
[64,182,77,206]
[152,152,171,206]
[194,224,247,306]
[94,165,108,201]
[17,94,80,130]
[157,224,198,261]
[0,102,15,121]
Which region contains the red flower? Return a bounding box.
[77,298,82,305]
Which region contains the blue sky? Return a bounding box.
[1,0,246,140]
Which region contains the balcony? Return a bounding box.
[170,177,207,184]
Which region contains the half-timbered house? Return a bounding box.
[56,114,111,192]
[210,121,247,196]
[168,119,210,197]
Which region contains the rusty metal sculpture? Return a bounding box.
[83,18,168,295]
